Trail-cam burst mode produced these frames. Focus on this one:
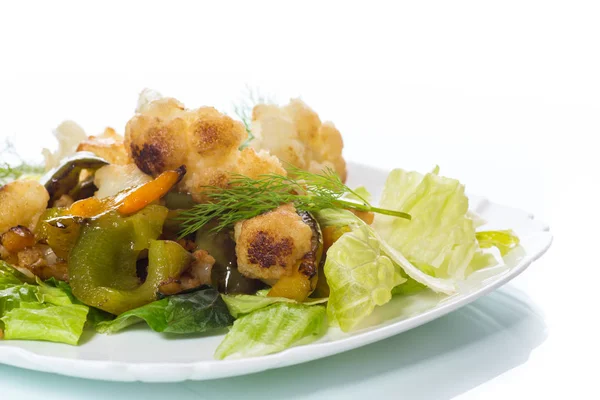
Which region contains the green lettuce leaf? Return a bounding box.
[316,209,456,294]
[215,303,326,359]
[0,262,33,286]
[44,277,114,326]
[372,168,478,280]
[391,264,436,296]
[1,304,89,345]
[323,223,406,331]
[0,285,40,316]
[344,186,372,203]
[96,287,234,334]
[0,261,90,345]
[391,278,427,296]
[35,279,74,306]
[222,293,327,318]
[476,230,520,256]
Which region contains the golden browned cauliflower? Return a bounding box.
[234,204,313,283]
[0,180,49,234]
[76,127,130,165]
[124,92,286,201]
[44,121,130,170]
[250,98,347,182]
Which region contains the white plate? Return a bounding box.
[0,162,553,382]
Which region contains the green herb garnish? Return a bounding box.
[0,140,45,185]
[177,166,411,237]
[0,163,45,185]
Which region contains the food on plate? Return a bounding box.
[250,99,347,181]
[124,93,286,202]
[0,89,520,359]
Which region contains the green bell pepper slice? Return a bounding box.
[69,205,193,315]
[36,208,82,260]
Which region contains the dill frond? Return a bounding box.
[176,166,410,237]
[0,140,45,185]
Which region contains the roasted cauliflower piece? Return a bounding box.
[44,121,129,171]
[76,127,130,165]
[42,121,88,170]
[0,180,49,234]
[125,93,286,202]
[250,98,347,182]
[234,204,313,283]
[93,163,152,199]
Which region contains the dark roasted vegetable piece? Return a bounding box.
[0,226,36,253]
[163,192,196,210]
[69,174,97,201]
[195,229,266,294]
[40,152,108,206]
[68,205,194,315]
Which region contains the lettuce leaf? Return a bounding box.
[96,287,234,334]
[222,293,327,318]
[476,230,520,256]
[316,209,456,294]
[44,277,114,326]
[323,223,406,331]
[391,263,436,296]
[0,285,40,316]
[2,304,89,345]
[372,168,478,280]
[0,262,32,286]
[0,261,89,345]
[344,186,372,203]
[215,303,326,359]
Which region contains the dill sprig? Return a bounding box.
[0,140,45,185]
[0,163,45,185]
[176,166,411,237]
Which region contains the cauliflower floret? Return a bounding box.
[125,92,286,202]
[0,180,49,234]
[250,98,347,182]
[42,121,87,170]
[44,121,130,169]
[234,204,313,283]
[76,127,130,165]
[93,163,152,199]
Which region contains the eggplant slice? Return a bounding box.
[41,152,109,205]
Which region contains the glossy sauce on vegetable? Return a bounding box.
[195,229,265,294]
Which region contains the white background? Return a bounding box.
[0,1,598,398]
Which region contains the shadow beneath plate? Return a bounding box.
[0,285,547,400]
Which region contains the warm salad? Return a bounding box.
[0,90,519,359]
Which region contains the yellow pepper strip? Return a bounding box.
[268,211,323,302]
[267,265,314,302]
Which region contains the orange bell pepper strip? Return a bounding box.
[69,196,109,218]
[68,166,186,218]
[118,166,185,215]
